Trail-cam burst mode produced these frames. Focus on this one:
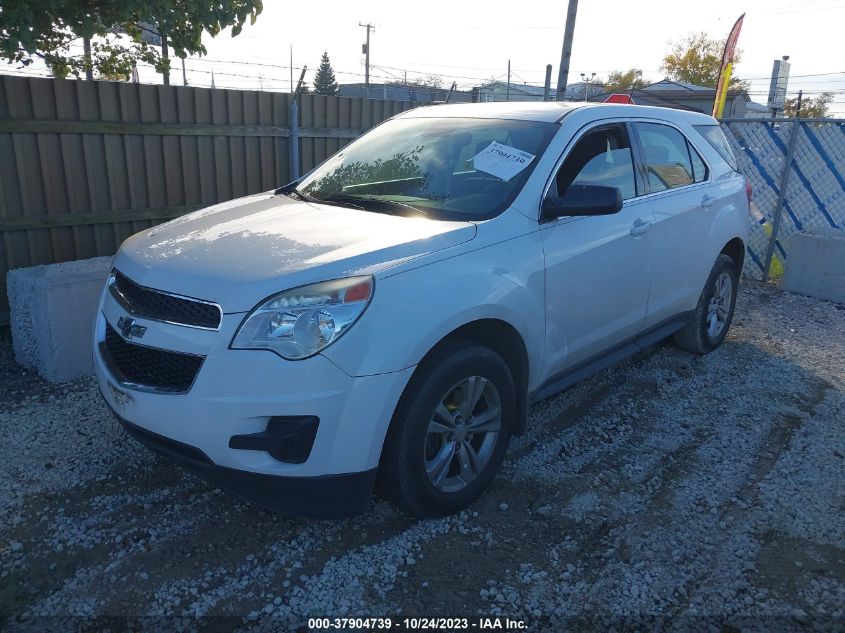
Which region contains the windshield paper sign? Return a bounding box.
[472,142,536,181]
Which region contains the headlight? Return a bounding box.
[230,276,373,360]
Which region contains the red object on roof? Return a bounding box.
[605,93,635,104]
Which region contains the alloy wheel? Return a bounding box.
[424,376,502,493]
[706,271,733,339]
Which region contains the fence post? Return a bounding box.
[763,119,800,282]
[289,98,300,182]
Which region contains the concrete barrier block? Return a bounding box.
[783,228,845,305]
[7,257,113,383]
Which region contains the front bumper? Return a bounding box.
[111,411,377,518]
[93,287,415,516]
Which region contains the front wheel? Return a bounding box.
[378,341,515,517]
[674,253,739,354]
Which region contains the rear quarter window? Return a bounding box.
[694,125,738,172]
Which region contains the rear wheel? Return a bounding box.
[379,341,515,517]
[674,253,739,354]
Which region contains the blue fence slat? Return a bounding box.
[762,122,837,229]
[733,127,804,232]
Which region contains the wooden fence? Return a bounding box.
[0,75,421,325]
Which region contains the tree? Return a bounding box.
[0,1,263,79]
[388,74,444,90]
[662,32,749,91]
[603,68,648,92]
[783,92,833,118]
[313,51,339,96]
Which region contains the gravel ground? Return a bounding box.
[1,279,843,632]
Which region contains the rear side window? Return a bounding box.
[689,144,708,183]
[694,124,738,171]
[637,123,694,192]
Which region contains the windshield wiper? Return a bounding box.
[319,194,428,216]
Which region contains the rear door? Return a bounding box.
[540,122,654,377]
[631,121,712,328]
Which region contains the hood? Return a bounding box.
[114,192,476,312]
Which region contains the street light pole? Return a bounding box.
[581,72,595,102]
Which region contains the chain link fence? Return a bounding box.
[720,118,844,279]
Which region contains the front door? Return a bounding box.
[540,122,654,378]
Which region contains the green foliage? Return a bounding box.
[313,51,338,96]
[783,92,833,118]
[603,68,648,92]
[0,1,263,79]
[304,148,425,197]
[662,32,749,91]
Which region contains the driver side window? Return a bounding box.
[550,124,637,201]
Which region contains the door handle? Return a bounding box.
[701,194,715,208]
[630,218,653,236]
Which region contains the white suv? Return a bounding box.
[94,102,749,518]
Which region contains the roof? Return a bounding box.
[478,80,546,96]
[643,79,713,92]
[640,80,749,102]
[394,101,717,125]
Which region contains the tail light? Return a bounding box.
[745,177,752,204]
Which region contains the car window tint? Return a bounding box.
[694,124,739,171]
[553,125,637,200]
[637,123,694,192]
[689,142,708,183]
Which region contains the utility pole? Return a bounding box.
[506,59,511,102]
[795,89,803,118]
[543,64,552,101]
[581,72,595,101]
[290,45,294,94]
[556,0,579,100]
[359,22,374,98]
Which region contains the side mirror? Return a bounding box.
[543,184,623,220]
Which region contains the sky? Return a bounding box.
[4,0,845,114]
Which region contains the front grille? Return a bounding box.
[101,322,204,393]
[110,270,221,330]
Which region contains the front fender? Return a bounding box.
[321,231,546,389]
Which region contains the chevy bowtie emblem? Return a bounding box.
[117,316,147,340]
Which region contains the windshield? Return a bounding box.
[297,116,557,221]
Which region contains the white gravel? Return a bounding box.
[1,279,843,631]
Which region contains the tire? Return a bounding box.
[378,341,516,517]
[673,253,739,354]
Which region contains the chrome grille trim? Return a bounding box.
[108,270,222,331]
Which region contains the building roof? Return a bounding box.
[643,79,714,92]
[745,100,769,113]
[478,80,546,97]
